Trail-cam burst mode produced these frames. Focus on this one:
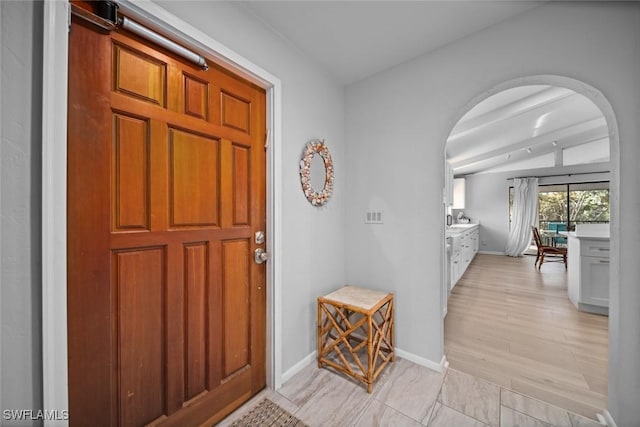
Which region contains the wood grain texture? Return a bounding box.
[184,243,209,401]
[169,128,219,227]
[232,145,250,225]
[114,42,166,106]
[112,113,149,231]
[68,13,266,426]
[444,253,608,419]
[221,91,251,133]
[184,73,209,120]
[67,18,113,423]
[223,239,251,377]
[115,248,167,426]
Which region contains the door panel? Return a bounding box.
[183,74,209,120]
[68,13,266,426]
[222,239,251,377]
[114,248,167,426]
[168,129,220,227]
[221,91,251,133]
[183,242,209,402]
[114,42,167,106]
[232,145,250,225]
[112,113,150,231]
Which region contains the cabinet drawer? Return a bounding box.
[581,239,610,257]
[580,256,609,307]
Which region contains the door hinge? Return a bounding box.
[264,128,270,149]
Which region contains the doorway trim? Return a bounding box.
[441,74,620,414]
[42,0,283,420]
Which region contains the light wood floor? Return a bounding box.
[445,253,608,420]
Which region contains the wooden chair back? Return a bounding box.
[532,226,546,249]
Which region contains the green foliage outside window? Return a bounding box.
[569,190,609,223]
[538,187,609,230]
[538,191,568,224]
[509,182,609,231]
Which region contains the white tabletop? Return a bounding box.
[321,285,390,311]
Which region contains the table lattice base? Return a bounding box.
[317,292,394,393]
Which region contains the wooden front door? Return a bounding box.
[67,14,266,426]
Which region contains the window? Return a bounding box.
[509,181,609,231]
[569,182,610,226]
[538,184,568,231]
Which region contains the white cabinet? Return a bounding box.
[567,231,609,315]
[448,224,479,291]
[463,227,479,264]
[451,252,462,289]
[581,256,609,307]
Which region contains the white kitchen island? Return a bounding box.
[567,224,610,315]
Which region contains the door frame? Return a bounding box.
[42,0,283,420]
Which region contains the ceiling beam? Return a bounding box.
[450,116,607,169]
[449,86,575,140]
[453,131,609,175]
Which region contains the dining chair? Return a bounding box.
[532,226,567,269]
[548,222,567,246]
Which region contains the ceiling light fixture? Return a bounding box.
[527,148,533,154]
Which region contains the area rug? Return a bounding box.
[230,398,308,427]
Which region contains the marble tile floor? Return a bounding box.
[217,358,605,427]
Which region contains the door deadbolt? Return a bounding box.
[254,248,269,264]
[255,231,265,245]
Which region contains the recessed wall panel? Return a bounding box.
[184,243,209,400]
[114,44,166,106]
[169,129,219,227]
[221,91,251,133]
[113,113,149,231]
[114,247,167,426]
[232,145,250,226]
[184,74,209,120]
[222,239,250,377]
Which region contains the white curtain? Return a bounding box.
[505,177,538,257]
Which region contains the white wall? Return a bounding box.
[2,1,639,425]
[464,167,611,254]
[345,3,640,425]
[155,1,347,373]
[2,0,347,413]
[462,172,510,253]
[0,0,43,422]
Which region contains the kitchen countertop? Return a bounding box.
[567,231,610,240]
[446,223,479,235]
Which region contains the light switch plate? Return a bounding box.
[365,211,383,224]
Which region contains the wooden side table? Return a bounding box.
[317,285,394,393]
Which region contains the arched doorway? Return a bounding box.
[442,75,619,421]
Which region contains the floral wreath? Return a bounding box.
[299,139,334,206]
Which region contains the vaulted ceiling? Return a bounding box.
[446,85,610,175]
[237,1,545,84]
[235,2,607,176]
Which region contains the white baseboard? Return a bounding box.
[281,351,316,385]
[599,410,617,427]
[395,349,447,373]
[280,348,447,387]
[478,250,506,256]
